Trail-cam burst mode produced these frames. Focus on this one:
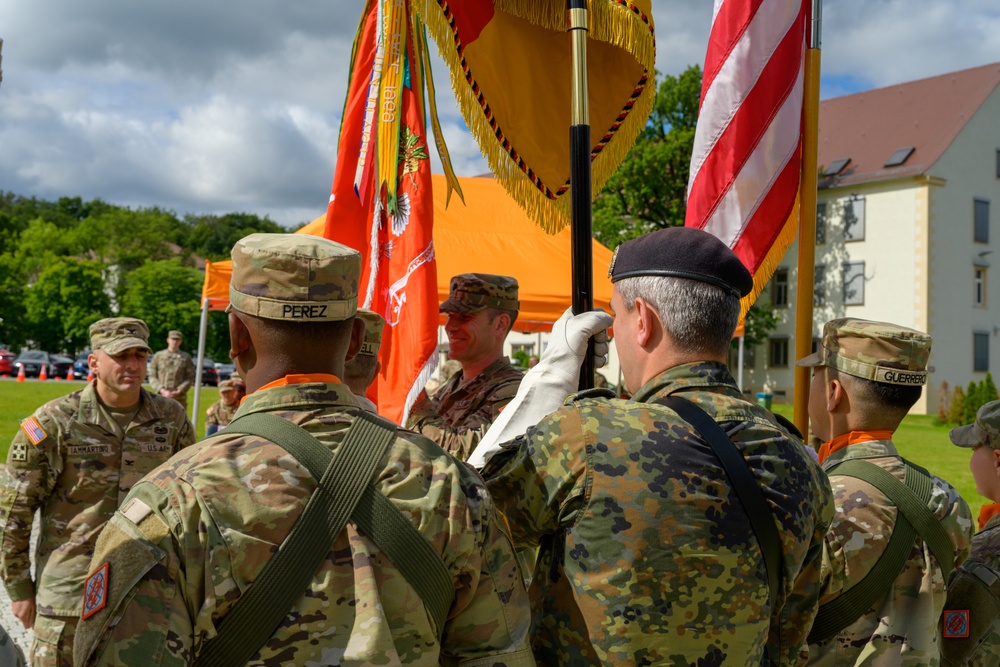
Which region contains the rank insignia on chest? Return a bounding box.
[82,562,110,620]
[10,442,28,462]
[20,416,47,446]
[943,609,970,638]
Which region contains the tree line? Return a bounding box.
[0,194,288,361]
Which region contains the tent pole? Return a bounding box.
[191,297,209,433]
[568,0,594,390]
[793,0,822,437]
[737,334,745,392]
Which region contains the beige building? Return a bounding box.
[737,62,1000,415]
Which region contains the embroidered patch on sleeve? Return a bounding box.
[20,416,48,446]
[10,442,28,462]
[81,562,110,620]
[943,609,971,639]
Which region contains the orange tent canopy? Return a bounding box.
[201,175,615,332]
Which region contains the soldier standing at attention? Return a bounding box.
[0,318,193,667]
[344,308,385,413]
[407,273,523,459]
[470,227,835,665]
[74,234,533,667]
[800,318,973,665]
[148,330,196,410]
[940,400,1000,666]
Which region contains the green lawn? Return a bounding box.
[0,380,222,456]
[0,381,986,519]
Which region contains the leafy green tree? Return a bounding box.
[981,372,998,405]
[949,385,966,425]
[23,258,110,353]
[964,380,980,425]
[121,259,203,347]
[593,65,702,247]
[185,212,285,261]
[0,253,28,349]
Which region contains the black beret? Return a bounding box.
[608,226,753,298]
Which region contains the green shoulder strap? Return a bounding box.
[809,458,956,644]
[193,411,453,667]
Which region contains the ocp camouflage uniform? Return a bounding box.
[204,397,238,429]
[808,439,973,665]
[75,381,534,667]
[482,361,835,665]
[0,382,193,664]
[148,349,195,409]
[407,356,523,460]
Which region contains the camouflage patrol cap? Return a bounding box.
[229,233,361,322]
[218,379,237,392]
[89,317,152,356]
[796,318,931,386]
[167,330,183,340]
[950,400,1000,449]
[355,308,385,357]
[440,273,519,314]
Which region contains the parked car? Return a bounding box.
[215,362,235,381]
[73,351,92,379]
[200,357,219,386]
[13,351,75,379]
[0,349,16,376]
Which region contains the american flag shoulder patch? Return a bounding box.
[20,416,48,446]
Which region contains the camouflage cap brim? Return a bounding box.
[949,423,993,448]
[101,338,152,356]
[439,298,486,314]
[795,352,823,368]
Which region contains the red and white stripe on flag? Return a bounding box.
[685,0,808,314]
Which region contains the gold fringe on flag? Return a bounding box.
[740,193,802,320]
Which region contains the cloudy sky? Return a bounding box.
[1,1,998,227]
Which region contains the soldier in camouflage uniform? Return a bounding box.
[472,227,835,665]
[74,234,534,667]
[941,400,1000,666]
[344,308,384,413]
[0,317,193,667]
[407,273,523,459]
[148,330,196,410]
[800,318,974,666]
[203,378,244,435]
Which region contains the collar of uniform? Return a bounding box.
[75,381,155,430]
[630,361,738,404]
[452,356,513,390]
[817,429,894,464]
[234,380,358,419]
[820,435,899,471]
[979,503,1000,532]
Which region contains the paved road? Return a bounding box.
[0,514,37,661]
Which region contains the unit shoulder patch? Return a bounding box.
[20,416,48,446]
[943,609,971,639]
[82,562,110,620]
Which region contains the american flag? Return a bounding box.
[20,415,47,445]
[685,0,809,313]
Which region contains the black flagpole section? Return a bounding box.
[568,0,594,390]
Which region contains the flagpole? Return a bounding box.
[568,0,595,389]
[793,0,822,436]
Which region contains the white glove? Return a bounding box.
[467,307,613,469]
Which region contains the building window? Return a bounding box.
[844,196,865,241]
[843,261,865,305]
[812,337,822,354]
[814,264,826,307]
[510,343,535,357]
[728,343,756,370]
[816,202,827,245]
[975,198,990,243]
[974,332,990,372]
[768,338,789,368]
[772,268,789,308]
[975,267,987,307]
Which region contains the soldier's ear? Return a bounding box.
[228,312,251,360]
[345,316,366,363]
[992,448,1000,477]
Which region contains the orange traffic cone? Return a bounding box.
[38,364,48,381]
[66,367,74,382]
[16,365,25,382]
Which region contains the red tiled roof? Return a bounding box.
[818,62,1000,189]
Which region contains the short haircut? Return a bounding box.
[830,367,923,421]
[344,355,379,395]
[616,275,740,357]
[250,316,355,352]
[486,307,518,335]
